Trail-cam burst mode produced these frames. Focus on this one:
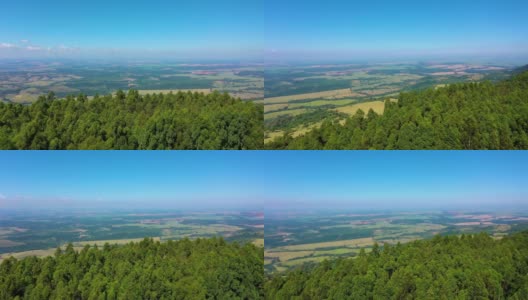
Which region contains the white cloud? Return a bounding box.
[0,43,15,48]
[20,39,29,43]
[26,46,42,51]
[0,193,6,200]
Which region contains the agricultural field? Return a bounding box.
[0,60,263,103]
[0,210,264,262]
[263,62,513,143]
[264,210,528,273]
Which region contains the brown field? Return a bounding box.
[276,237,375,251]
[454,222,494,226]
[264,88,360,104]
[0,240,24,247]
[265,103,290,113]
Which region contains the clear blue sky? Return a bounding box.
[0,0,263,60]
[0,152,265,210]
[266,0,528,61]
[1,151,526,211]
[261,151,528,211]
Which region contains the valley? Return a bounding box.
[0,210,264,262]
[263,62,513,142]
[0,60,264,103]
[264,210,528,273]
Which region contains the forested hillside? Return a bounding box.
[267,71,528,149]
[0,237,264,299]
[265,231,528,299]
[0,90,263,150]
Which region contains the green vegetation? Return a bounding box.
[0,211,263,256]
[0,90,263,150]
[264,211,528,273]
[263,63,512,140]
[265,231,528,299]
[0,237,264,299]
[266,71,528,149]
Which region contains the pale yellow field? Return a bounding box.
[265,131,285,143]
[335,100,389,116]
[264,88,360,104]
[265,119,347,144]
[276,237,375,251]
[253,239,264,247]
[0,248,62,262]
[265,121,322,143]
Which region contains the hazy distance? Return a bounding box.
[0,152,265,211]
[261,151,528,212]
[265,0,528,63]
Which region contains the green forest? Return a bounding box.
[265,231,528,299]
[267,71,528,150]
[0,237,264,300]
[0,90,263,150]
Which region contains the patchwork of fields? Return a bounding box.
[264,211,528,273]
[0,61,264,103]
[263,63,512,143]
[0,210,264,262]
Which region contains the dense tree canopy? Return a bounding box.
[0,90,263,150]
[265,231,528,299]
[0,237,264,299]
[267,71,528,149]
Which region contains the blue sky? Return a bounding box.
[0,152,265,210]
[0,0,263,60]
[2,0,526,61]
[262,151,528,210]
[266,0,528,61]
[1,151,526,211]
